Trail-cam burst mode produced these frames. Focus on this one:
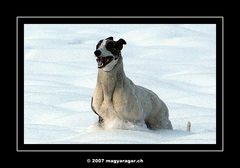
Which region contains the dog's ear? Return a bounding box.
[106,37,114,40]
[117,38,127,45]
[116,38,127,50]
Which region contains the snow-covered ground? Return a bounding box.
[24,24,216,144]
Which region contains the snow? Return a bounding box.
[23,24,216,144]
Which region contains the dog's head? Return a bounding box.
[94,37,126,71]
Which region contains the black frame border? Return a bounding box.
[16,16,223,152]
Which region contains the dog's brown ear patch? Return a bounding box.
[106,37,114,40]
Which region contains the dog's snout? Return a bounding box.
[94,50,101,56]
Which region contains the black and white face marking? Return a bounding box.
[94,37,126,71]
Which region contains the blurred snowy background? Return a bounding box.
[24,24,216,144]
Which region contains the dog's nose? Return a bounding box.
[94,50,101,56]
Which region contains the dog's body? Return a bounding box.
[91,37,172,129]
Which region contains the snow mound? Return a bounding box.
[24,24,216,144]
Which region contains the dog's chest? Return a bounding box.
[99,79,114,103]
[95,87,126,119]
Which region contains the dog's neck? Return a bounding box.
[97,56,126,102]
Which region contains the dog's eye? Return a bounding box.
[106,42,114,50]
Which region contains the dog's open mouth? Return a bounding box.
[96,56,113,68]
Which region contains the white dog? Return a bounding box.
[91,37,172,129]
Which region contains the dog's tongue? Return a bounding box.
[101,57,107,62]
[97,57,107,64]
[96,56,113,68]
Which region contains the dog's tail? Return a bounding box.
[187,121,191,132]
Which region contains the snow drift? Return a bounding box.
[24,24,216,144]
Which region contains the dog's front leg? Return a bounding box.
[98,116,104,126]
[91,97,104,126]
